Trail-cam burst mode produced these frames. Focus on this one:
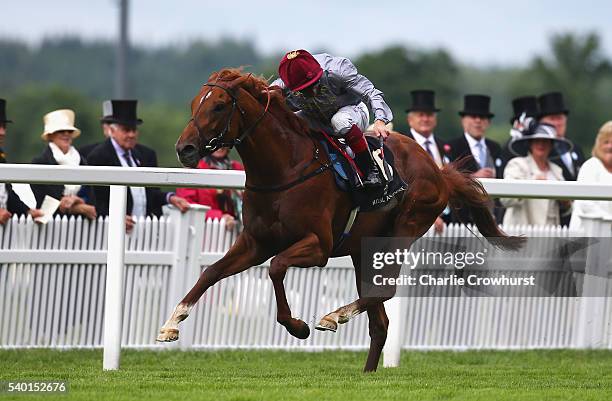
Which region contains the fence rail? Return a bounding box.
[2,164,612,370]
[2,211,611,354]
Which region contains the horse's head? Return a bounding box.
[176,69,273,168]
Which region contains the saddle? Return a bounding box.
[318,134,407,212]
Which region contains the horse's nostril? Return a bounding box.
[182,144,197,154]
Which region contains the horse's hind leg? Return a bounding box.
[269,233,328,339]
[157,231,268,342]
[316,299,366,332]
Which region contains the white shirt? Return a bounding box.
[411,128,443,167]
[110,138,147,217]
[464,132,487,168]
[560,151,575,176]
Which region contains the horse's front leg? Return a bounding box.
[269,233,328,339]
[157,231,269,342]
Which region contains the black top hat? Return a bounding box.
[510,96,539,124]
[538,92,569,117]
[100,99,143,126]
[0,99,13,123]
[458,94,494,118]
[406,90,440,113]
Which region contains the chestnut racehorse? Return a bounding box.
[157,69,523,372]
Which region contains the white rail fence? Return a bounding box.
[1,164,612,370]
[4,210,611,352]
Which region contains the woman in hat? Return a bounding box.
[30,109,96,219]
[569,121,612,230]
[176,146,244,230]
[502,122,572,226]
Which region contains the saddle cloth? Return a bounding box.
[319,135,407,212]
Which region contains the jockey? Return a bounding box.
[271,49,393,188]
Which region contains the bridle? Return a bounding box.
[188,82,271,154]
[188,79,332,193]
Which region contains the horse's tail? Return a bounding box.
[440,162,525,251]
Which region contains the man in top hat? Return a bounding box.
[402,90,450,168]
[538,92,585,181]
[86,100,189,226]
[402,90,450,231]
[0,99,43,224]
[447,94,502,223]
[270,49,393,188]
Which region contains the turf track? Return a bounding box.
[1,349,612,400]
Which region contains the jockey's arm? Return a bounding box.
[332,58,393,129]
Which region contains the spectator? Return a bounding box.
[176,147,244,230]
[401,90,450,232]
[448,94,502,223]
[0,98,43,224]
[30,109,96,219]
[502,123,571,226]
[538,92,585,181]
[569,121,612,231]
[86,100,189,230]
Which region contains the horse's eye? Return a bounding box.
[213,103,225,112]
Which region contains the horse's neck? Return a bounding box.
[238,114,315,186]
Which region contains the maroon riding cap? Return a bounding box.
[278,50,323,92]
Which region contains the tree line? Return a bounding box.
[1,32,610,166]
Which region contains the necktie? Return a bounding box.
[124,152,133,167]
[424,140,434,158]
[476,142,487,168]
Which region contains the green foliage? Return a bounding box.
[2,32,611,164]
[5,85,100,163]
[355,45,460,137]
[512,33,612,149]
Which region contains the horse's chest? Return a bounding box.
[243,200,316,250]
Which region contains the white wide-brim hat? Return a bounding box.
[509,123,572,158]
[41,109,81,140]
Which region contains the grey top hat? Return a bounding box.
[509,122,573,157]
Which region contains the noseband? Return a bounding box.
[189,82,270,154]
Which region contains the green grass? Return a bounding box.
[1,349,612,401]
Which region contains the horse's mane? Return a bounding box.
[208,68,311,136]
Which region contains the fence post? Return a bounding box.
[383,296,404,367]
[573,217,611,348]
[103,185,127,370]
[165,205,208,350]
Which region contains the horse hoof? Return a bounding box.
[156,328,179,342]
[285,319,310,339]
[315,316,338,332]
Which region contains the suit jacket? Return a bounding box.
[30,145,93,211]
[401,130,452,223]
[447,134,503,178]
[0,148,30,215]
[446,135,504,224]
[86,138,168,217]
[549,139,585,181]
[401,131,451,165]
[78,142,102,160]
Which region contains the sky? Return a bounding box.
[2,0,612,66]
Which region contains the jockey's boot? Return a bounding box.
[345,124,382,188]
[354,151,382,188]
